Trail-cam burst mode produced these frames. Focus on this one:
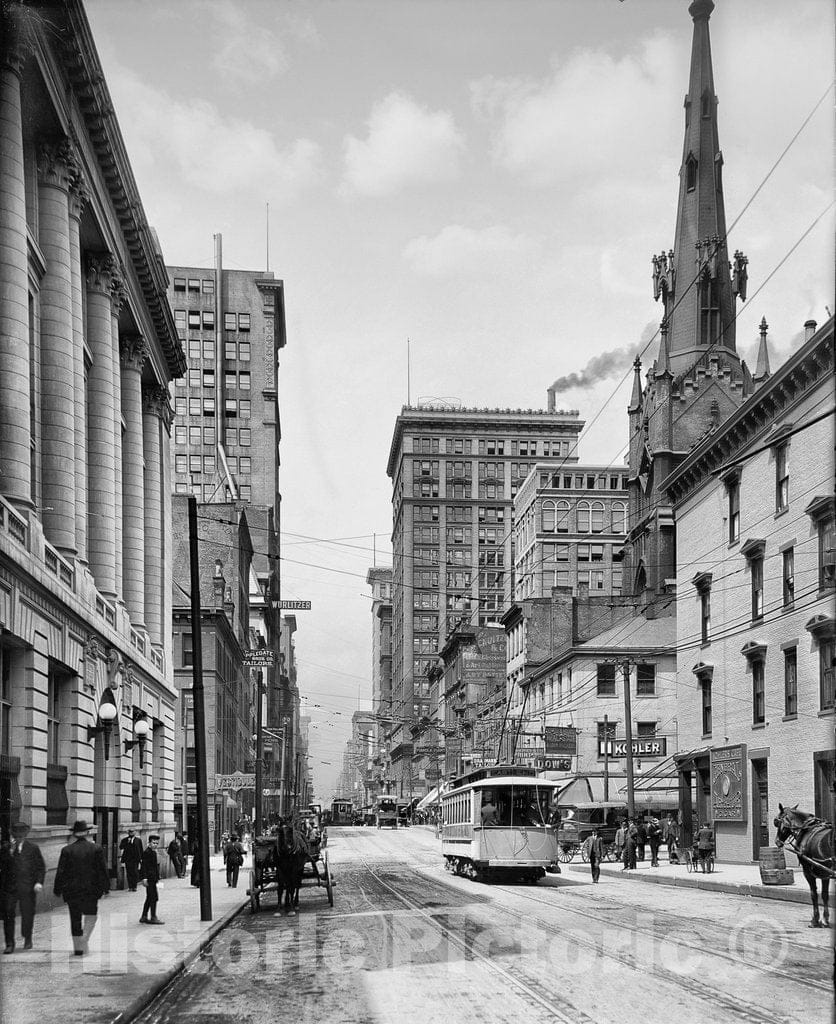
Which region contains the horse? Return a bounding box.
[774,803,834,928]
[274,822,309,915]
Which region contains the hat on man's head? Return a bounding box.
[70,820,92,835]
[148,834,160,842]
[11,820,30,833]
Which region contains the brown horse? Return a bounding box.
[774,803,834,928]
[275,823,309,915]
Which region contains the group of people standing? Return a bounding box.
[613,815,672,870]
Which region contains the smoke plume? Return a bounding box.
[548,346,634,393]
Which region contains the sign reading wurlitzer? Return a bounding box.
[710,744,747,822]
[278,600,312,610]
[545,726,577,756]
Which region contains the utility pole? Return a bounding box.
[622,661,636,820]
[254,668,263,833]
[187,497,212,920]
[603,713,610,802]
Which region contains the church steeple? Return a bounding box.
[651,0,747,376]
[753,316,771,383]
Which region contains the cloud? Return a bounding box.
[402,224,532,277]
[210,1,288,86]
[340,92,464,197]
[471,32,682,187]
[107,67,323,199]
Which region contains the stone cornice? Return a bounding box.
[663,318,834,505]
[55,1,185,379]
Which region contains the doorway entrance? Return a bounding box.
[751,759,769,859]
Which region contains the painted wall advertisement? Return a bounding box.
[710,744,747,822]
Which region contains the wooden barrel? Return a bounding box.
[759,846,787,882]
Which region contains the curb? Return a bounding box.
[109,897,248,1024]
[565,864,809,905]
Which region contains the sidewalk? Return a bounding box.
[0,852,248,1024]
[562,853,811,904]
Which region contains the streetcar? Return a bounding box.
[374,794,399,829]
[440,765,559,883]
[330,799,354,826]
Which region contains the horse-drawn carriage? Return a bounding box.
[247,822,334,914]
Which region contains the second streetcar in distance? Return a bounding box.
[440,765,559,883]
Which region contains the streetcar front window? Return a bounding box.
[510,786,550,827]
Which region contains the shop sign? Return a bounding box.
[215,772,256,789]
[545,727,577,756]
[243,650,275,667]
[424,768,441,780]
[598,738,667,758]
[537,757,573,771]
[278,600,312,610]
[710,744,747,822]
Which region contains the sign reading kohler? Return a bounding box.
[710,744,747,822]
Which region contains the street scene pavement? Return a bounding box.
[3,827,826,1024]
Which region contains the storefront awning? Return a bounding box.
[672,746,711,771]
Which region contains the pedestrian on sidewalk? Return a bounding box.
[614,821,626,864]
[1,820,46,953]
[635,820,647,862]
[697,822,714,873]
[588,828,603,884]
[177,832,189,876]
[224,833,245,888]
[167,835,185,879]
[647,817,663,867]
[53,820,110,957]
[190,836,201,887]
[623,819,638,870]
[139,834,164,924]
[119,828,143,892]
[664,815,680,863]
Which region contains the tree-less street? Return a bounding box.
[134,827,831,1024]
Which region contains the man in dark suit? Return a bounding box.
[139,834,163,924]
[53,820,110,956]
[119,828,143,891]
[1,820,46,953]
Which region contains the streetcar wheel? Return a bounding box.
[557,843,577,863]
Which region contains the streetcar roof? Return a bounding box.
[443,775,556,795]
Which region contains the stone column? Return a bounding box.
[37,138,78,553]
[110,275,125,604]
[120,334,148,628]
[69,172,90,562]
[85,253,119,598]
[142,385,168,647]
[0,16,32,509]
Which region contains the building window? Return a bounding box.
[577,502,590,533]
[189,455,201,473]
[202,310,215,330]
[590,502,604,534]
[202,278,214,293]
[188,368,200,388]
[819,516,835,591]
[611,503,626,534]
[239,372,251,390]
[175,454,187,474]
[238,313,250,331]
[224,312,237,331]
[175,426,187,446]
[700,676,712,736]
[636,664,656,696]
[189,426,201,446]
[188,338,200,361]
[239,342,251,360]
[751,556,764,621]
[699,276,720,346]
[203,426,214,445]
[203,398,215,416]
[188,398,201,416]
[239,400,251,419]
[203,369,214,388]
[225,399,237,417]
[182,633,193,667]
[597,664,616,697]
[686,152,697,191]
[225,428,236,448]
[752,659,765,725]
[821,638,835,711]
[188,310,201,329]
[239,428,251,446]
[187,278,200,292]
[224,341,237,361]
[784,648,797,718]
[775,444,789,513]
[173,278,186,292]
[202,340,214,361]
[728,476,740,543]
[782,547,794,608]
[174,309,186,330]
[542,501,556,532]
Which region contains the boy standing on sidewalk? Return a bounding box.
[139,835,164,925]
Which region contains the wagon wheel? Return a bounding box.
[248,869,260,914]
[603,842,617,863]
[580,842,590,864]
[557,842,577,863]
[321,852,334,907]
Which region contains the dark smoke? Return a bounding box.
[548,323,658,393]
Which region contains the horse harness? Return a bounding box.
[778,814,836,877]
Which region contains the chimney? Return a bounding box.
[547,387,556,414]
[804,319,817,342]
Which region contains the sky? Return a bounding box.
[84,0,834,803]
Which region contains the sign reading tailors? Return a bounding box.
[278,600,312,610]
[243,650,275,667]
[710,744,747,822]
[597,738,668,758]
[545,726,577,756]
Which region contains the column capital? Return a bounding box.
[37,137,78,191]
[142,383,174,430]
[1,3,32,76]
[111,272,127,316]
[69,170,90,220]
[85,251,119,295]
[120,333,148,372]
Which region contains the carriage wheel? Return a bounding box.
[557,842,577,863]
[322,854,334,907]
[248,870,260,914]
[580,844,590,864]
[603,843,616,863]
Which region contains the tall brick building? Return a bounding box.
[0,0,185,892]
[386,403,583,795]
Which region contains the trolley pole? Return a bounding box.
[188,497,212,921]
[622,661,636,820]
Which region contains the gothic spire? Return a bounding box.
[629,356,643,411]
[753,316,771,383]
[655,318,672,378]
[651,0,745,376]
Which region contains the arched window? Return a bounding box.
[686,152,697,192]
[577,501,590,533]
[542,500,556,532]
[591,502,605,534]
[611,502,627,534]
[556,501,570,534]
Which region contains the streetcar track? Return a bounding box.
[345,830,825,1024]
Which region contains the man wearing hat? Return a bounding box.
[139,834,164,925]
[0,820,45,953]
[53,820,110,956]
[119,827,143,892]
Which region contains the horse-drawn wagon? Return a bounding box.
[247,823,334,914]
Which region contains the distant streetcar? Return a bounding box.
[440,765,559,883]
[374,795,399,829]
[330,800,354,826]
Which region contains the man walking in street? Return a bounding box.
[53,820,110,956]
[1,820,45,953]
[588,828,603,884]
[139,834,164,924]
[119,828,143,891]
